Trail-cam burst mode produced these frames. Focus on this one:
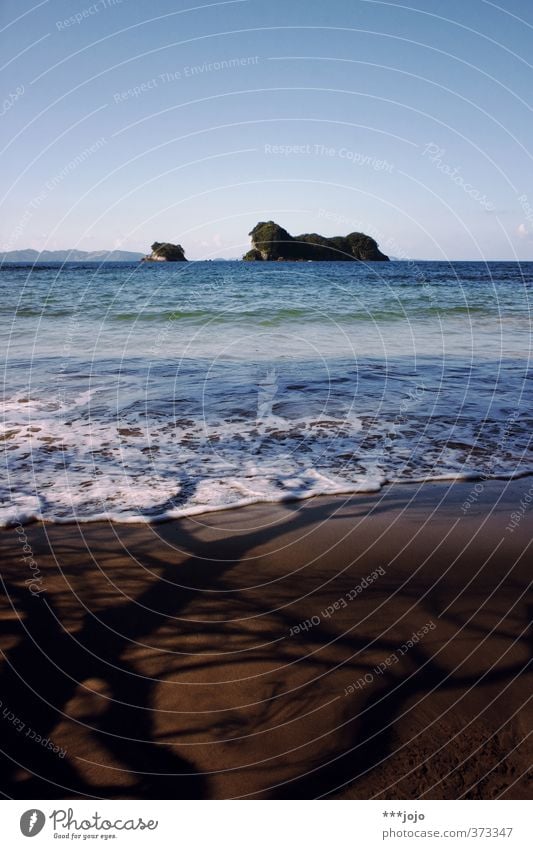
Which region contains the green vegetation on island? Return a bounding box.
[243,221,389,261]
[142,242,187,262]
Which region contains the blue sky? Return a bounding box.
[1,0,533,259]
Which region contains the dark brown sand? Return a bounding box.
[0,479,531,799]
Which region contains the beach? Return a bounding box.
[1,478,531,799]
[2,0,533,830]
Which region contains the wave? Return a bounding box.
[3,469,533,528]
[0,305,499,322]
[2,375,531,527]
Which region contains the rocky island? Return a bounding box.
[243,221,389,261]
[142,242,187,262]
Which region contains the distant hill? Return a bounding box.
[0,249,144,262]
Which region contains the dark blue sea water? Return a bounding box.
[1,260,532,524]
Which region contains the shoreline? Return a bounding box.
[0,478,531,799]
[5,470,533,529]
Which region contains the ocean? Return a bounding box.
[1,260,531,525]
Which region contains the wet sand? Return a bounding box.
[0,478,531,799]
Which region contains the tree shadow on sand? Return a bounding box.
[0,496,530,799]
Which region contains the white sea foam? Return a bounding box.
[1,361,530,525]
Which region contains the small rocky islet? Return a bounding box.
[142,222,389,262]
[141,241,188,262]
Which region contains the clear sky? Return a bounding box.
[1,0,533,259]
